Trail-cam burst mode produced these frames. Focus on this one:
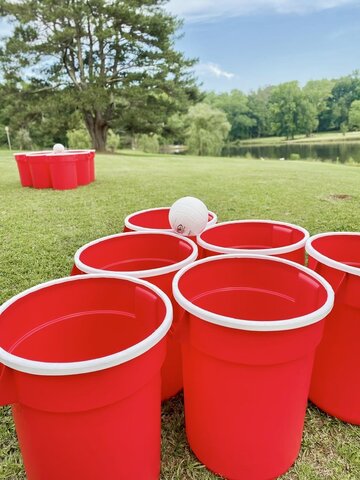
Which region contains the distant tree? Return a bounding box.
[185,103,230,156]
[0,0,197,151]
[137,134,160,153]
[0,79,76,148]
[247,86,274,138]
[325,73,360,130]
[115,83,200,148]
[162,113,187,145]
[205,90,255,141]
[297,97,319,137]
[349,100,360,130]
[106,129,121,153]
[67,127,92,149]
[303,79,335,132]
[269,82,302,139]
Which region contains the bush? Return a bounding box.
[340,122,348,136]
[67,128,92,149]
[289,153,301,160]
[106,129,121,153]
[138,134,160,153]
[14,128,33,150]
[245,151,253,160]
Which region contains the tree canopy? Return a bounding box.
[0,0,198,150]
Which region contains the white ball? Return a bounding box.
[169,197,208,236]
[53,143,65,153]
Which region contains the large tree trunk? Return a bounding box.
[84,111,108,151]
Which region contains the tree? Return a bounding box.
[0,0,197,151]
[303,79,334,132]
[67,126,92,149]
[349,100,360,130]
[269,82,302,139]
[247,86,274,138]
[0,79,78,148]
[325,73,360,130]
[205,90,255,141]
[297,97,319,137]
[185,103,230,156]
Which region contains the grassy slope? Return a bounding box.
[0,151,360,479]
[239,130,360,146]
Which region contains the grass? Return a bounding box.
[1,150,360,479]
[239,130,360,146]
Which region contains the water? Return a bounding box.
[222,142,360,163]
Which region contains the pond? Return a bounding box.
[222,142,360,163]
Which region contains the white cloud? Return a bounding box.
[196,62,235,79]
[167,0,358,22]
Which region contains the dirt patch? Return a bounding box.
[327,194,353,201]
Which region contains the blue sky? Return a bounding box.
[1,1,360,93]
[167,0,360,92]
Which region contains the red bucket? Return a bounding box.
[173,255,333,480]
[14,153,32,187]
[48,153,78,190]
[306,232,360,424]
[67,149,95,185]
[197,220,309,263]
[88,150,96,182]
[71,231,198,400]
[124,207,217,244]
[0,275,172,480]
[27,153,52,189]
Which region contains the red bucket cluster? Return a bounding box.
[14,150,96,190]
[0,209,359,480]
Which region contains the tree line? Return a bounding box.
[0,1,360,155]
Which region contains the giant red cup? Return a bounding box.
[173,255,334,480]
[71,231,198,400]
[0,275,172,480]
[306,232,360,424]
[197,220,309,263]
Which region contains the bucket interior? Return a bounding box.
[0,278,166,363]
[129,208,214,230]
[311,235,360,268]
[200,222,304,250]
[79,234,194,272]
[177,258,328,322]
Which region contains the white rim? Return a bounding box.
[124,207,218,232]
[74,231,198,278]
[35,152,91,158]
[306,232,360,277]
[173,254,334,332]
[0,274,172,376]
[14,151,50,157]
[197,219,309,255]
[24,150,94,158]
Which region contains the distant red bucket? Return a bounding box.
[197,220,309,263]
[173,255,333,480]
[72,231,198,400]
[14,153,33,187]
[0,275,172,480]
[13,150,95,189]
[27,153,53,189]
[124,207,217,243]
[306,232,360,424]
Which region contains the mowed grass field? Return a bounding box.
[0,151,360,479]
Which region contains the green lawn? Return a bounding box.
[1,151,360,479]
[239,130,360,146]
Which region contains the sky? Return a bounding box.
[1,1,360,93]
[167,0,360,92]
